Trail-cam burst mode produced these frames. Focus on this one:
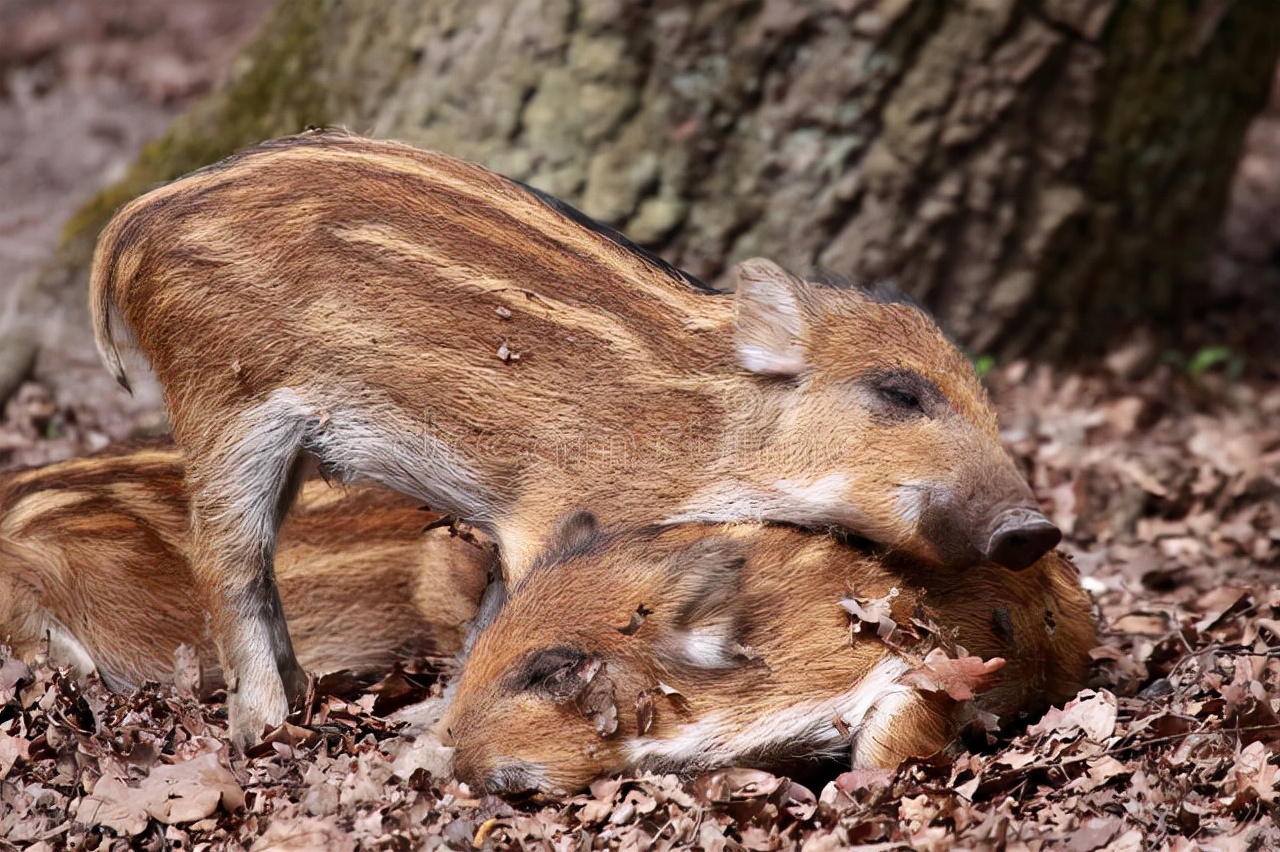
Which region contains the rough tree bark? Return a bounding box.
[11,0,1278,415]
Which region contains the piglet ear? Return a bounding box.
[547,511,598,553]
[671,538,747,628]
[524,650,619,737]
[733,258,810,377]
[662,538,751,670]
[522,647,599,702]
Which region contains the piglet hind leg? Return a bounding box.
[850,690,957,771]
[185,417,312,748]
[194,542,307,746]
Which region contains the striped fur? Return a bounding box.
[0,448,492,692]
[88,131,1056,744]
[444,524,1096,795]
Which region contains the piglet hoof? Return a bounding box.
[227,674,292,750]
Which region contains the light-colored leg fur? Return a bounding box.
[185,405,312,748]
[0,574,98,680]
[182,387,497,743]
[851,690,956,769]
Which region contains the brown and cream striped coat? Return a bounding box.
[89,131,1058,744]
[0,448,490,692]
[443,518,1096,796]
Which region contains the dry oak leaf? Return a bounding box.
[576,658,618,737]
[0,657,31,701]
[819,768,895,809]
[576,776,624,824]
[250,816,358,852]
[900,648,1006,701]
[992,749,1038,771]
[75,748,245,836]
[0,728,28,779]
[388,731,455,782]
[1233,740,1279,804]
[1027,689,1117,743]
[841,589,899,640]
[635,689,655,735]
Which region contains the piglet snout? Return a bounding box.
[985,508,1061,571]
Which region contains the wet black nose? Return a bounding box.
[985,509,1061,571]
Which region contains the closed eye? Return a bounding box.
[878,386,921,410]
[859,367,945,420]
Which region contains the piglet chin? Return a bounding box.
[464,759,574,799]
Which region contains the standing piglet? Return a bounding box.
[442,518,1096,796]
[90,131,1059,745]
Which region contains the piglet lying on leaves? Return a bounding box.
[0,448,491,693]
[442,516,1096,796]
[90,130,1058,744]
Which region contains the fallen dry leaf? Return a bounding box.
[1027,689,1118,743]
[0,729,28,779]
[76,745,244,835]
[900,648,1006,702]
[841,589,900,640]
[1232,741,1279,804]
[576,659,619,737]
[635,689,655,735]
[250,816,358,852]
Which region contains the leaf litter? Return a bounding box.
[3,361,1280,849]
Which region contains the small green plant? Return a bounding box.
[1186,345,1244,379]
[972,354,995,379]
[1162,345,1245,381]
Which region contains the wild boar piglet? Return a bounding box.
[90,130,1057,744]
[442,517,1095,796]
[0,449,491,691]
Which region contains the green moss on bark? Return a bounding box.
[1022,2,1280,358]
[55,0,329,263]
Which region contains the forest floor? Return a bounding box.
[2,363,1278,851]
[2,3,1280,851]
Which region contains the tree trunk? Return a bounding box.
[13,0,1279,412]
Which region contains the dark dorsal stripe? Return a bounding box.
[513,180,716,295]
[184,130,717,295]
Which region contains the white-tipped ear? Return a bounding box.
[732,258,810,376]
[662,539,750,670]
